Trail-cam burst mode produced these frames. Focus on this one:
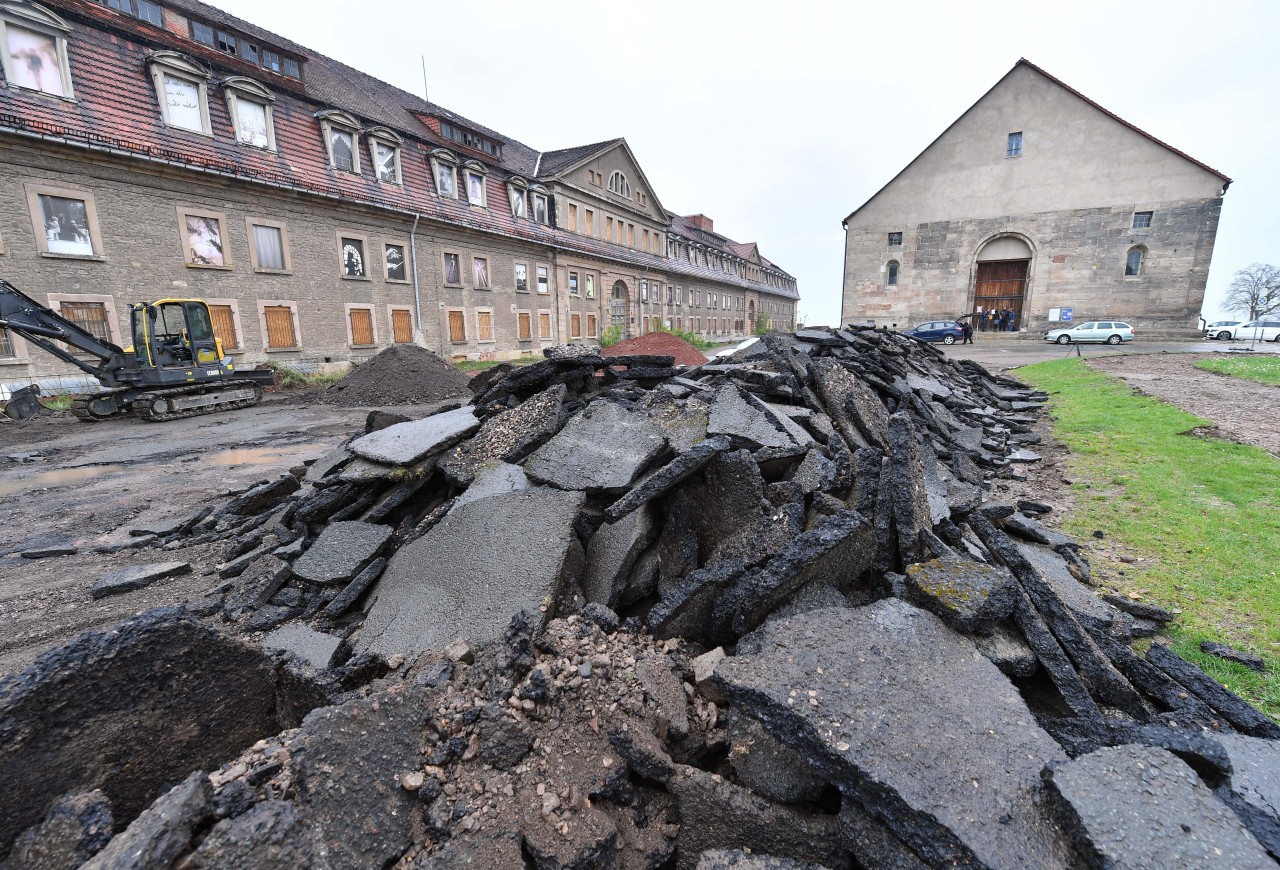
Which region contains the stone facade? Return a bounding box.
[841,60,1228,336]
[0,0,797,392]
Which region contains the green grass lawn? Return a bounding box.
[1017,358,1280,718]
[1194,354,1280,386]
[453,357,541,372]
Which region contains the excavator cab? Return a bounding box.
[130,300,227,374]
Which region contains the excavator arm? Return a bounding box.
[0,279,128,386]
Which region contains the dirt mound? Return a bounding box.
[603,331,709,366]
[317,345,471,407]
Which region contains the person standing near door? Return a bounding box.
[962,319,974,344]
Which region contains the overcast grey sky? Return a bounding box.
[219,0,1277,324]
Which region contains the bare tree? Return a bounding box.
[1224,263,1280,320]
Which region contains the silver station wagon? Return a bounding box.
[1043,321,1135,345]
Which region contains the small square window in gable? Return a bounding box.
[1132,211,1153,229]
[888,232,902,247]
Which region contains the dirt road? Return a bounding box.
[1087,352,1280,458]
[0,395,427,676]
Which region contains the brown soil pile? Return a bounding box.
[603,331,709,367]
[317,345,471,407]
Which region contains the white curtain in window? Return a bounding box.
[253,224,284,270]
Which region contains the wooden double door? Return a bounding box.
[973,259,1028,330]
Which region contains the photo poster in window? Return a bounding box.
[536,266,549,294]
[467,173,484,204]
[444,253,461,285]
[437,165,456,198]
[331,129,354,172]
[7,27,63,96]
[164,75,204,132]
[534,196,548,224]
[342,238,365,277]
[385,244,406,281]
[569,272,579,295]
[185,214,224,266]
[474,257,489,289]
[376,143,397,182]
[585,274,594,298]
[237,100,269,148]
[515,263,528,292]
[509,188,526,218]
[39,195,93,256]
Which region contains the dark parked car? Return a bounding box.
[903,320,965,345]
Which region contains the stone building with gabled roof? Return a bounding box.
[0,0,796,388]
[840,59,1229,337]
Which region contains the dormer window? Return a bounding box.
[366,127,403,184]
[223,77,275,150]
[0,3,75,99]
[608,171,631,198]
[507,178,528,218]
[430,149,458,199]
[94,0,162,26]
[317,110,361,174]
[463,161,487,207]
[148,52,212,136]
[438,119,503,159]
[530,186,549,224]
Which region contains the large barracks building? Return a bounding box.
[0,0,798,387]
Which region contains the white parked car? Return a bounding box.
[1204,320,1241,340]
[1043,321,1135,345]
[1224,320,1280,342]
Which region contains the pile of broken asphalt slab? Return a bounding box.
[4,327,1280,870]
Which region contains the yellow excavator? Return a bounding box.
[0,279,272,422]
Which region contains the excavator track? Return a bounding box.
[132,380,264,422]
[71,388,129,422]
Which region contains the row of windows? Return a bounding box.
[884,212,1156,249]
[6,180,798,326]
[881,246,1149,287]
[93,0,304,79]
[445,307,591,344]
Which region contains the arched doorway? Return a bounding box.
[610,280,629,335]
[973,236,1032,332]
[747,299,756,332]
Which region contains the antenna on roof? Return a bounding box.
[421,56,429,103]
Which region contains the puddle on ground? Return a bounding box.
[208,448,295,466]
[0,464,128,497]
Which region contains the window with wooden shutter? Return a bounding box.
[538,311,551,340]
[570,313,581,338]
[517,312,532,341]
[208,304,239,350]
[476,310,494,342]
[349,307,374,345]
[447,309,466,343]
[263,305,296,349]
[586,314,597,337]
[59,301,111,344]
[391,308,413,343]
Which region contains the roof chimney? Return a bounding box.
[685,214,713,233]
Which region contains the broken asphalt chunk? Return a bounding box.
[348,406,480,466]
[524,401,667,493]
[713,601,1076,870]
[289,521,392,586]
[91,561,191,599]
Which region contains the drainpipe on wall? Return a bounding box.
[409,212,422,343]
[550,249,561,345]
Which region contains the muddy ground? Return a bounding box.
[0,393,450,676]
[1,350,1274,679]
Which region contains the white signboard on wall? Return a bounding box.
[1048,308,1061,322]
